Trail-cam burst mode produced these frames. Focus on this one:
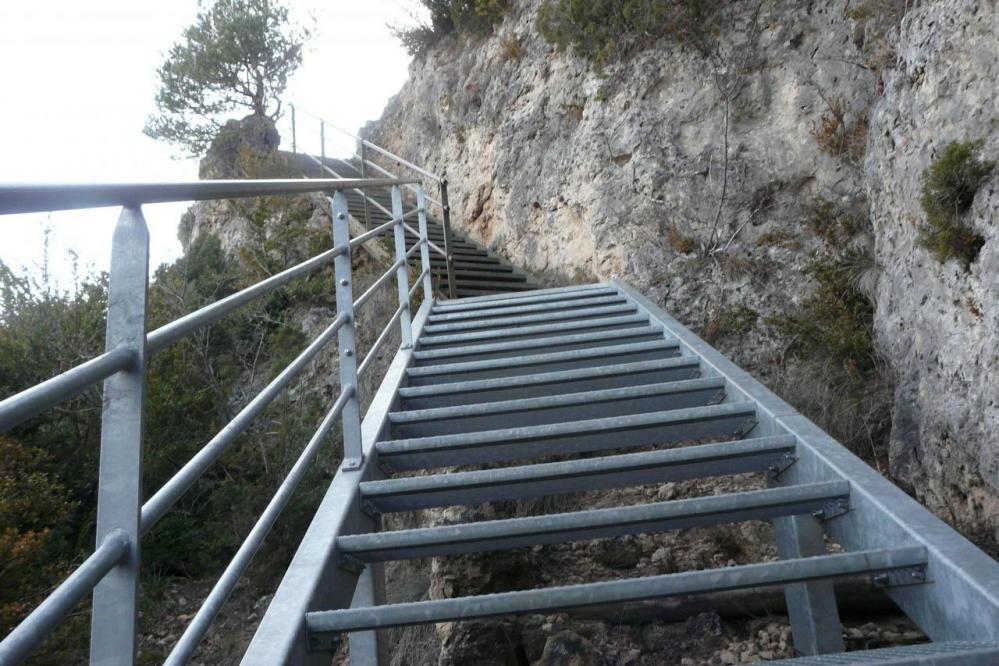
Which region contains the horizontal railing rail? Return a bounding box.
[0,178,415,214]
[289,103,458,297]
[0,174,437,665]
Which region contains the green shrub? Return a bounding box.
[536,0,713,70]
[770,253,876,378]
[392,0,509,56]
[918,140,993,268]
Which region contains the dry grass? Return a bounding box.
[812,96,869,164]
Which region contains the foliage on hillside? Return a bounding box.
[918,140,993,268]
[536,0,718,70]
[392,0,510,56]
[0,205,339,659]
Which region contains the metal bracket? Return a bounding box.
[342,455,364,471]
[360,498,383,519]
[813,497,850,522]
[767,453,797,478]
[338,552,367,575]
[307,628,344,653]
[872,565,929,588]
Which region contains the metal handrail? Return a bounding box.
[140,312,350,533]
[0,178,416,214]
[164,387,353,665]
[291,105,459,298]
[292,104,443,182]
[0,175,437,664]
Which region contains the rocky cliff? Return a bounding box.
[368,0,998,549]
[362,1,998,662]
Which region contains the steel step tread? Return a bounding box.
[435,270,531,283]
[421,304,639,334]
[427,294,626,323]
[771,641,999,664]
[431,285,614,314]
[420,261,515,273]
[359,435,797,512]
[375,402,758,470]
[390,377,726,426]
[417,314,651,347]
[412,325,665,362]
[436,274,534,286]
[338,482,851,562]
[397,357,702,405]
[441,283,605,306]
[305,547,928,636]
[406,340,681,381]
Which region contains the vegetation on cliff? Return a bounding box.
[0,210,338,661]
[392,0,510,56]
[918,140,993,268]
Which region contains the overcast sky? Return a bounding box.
[0,0,424,289]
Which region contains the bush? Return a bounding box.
[0,209,341,646]
[392,0,509,56]
[536,0,713,70]
[776,254,877,377]
[918,140,994,268]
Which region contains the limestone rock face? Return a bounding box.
[368,0,999,547]
[362,1,999,663]
[368,0,879,388]
[865,0,999,545]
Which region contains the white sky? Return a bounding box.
[0,0,425,288]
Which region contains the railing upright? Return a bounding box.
[330,191,363,470]
[439,178,458,299]
[359,141,372,230]
[320,120,326,177]
[389,186,414,349]
[90,206,150,666]
[416,186,434,302]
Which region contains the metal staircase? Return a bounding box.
[245,282,999,665]
[3,136,999,666]
[324,157,535,299]
[284,106,537,299]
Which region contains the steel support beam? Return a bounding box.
[91,206,150,665]
[306,548,927,638]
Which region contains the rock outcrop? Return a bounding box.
[369,0,998,548]
[865,0,999,548]
[362,0,999,662]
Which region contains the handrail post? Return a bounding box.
[439,178,458,299]
[320,120,326,177]
[390,186,414,348]
[359,142,372,231]
[415,186,434,302]
[90,206,150,666]
[330,191,363,470]
[290,104,296,154]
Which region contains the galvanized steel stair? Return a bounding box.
[320,157,537,298]
[300,282,999,664]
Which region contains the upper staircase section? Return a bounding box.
[283,106,538,299]
[319,157,536,298]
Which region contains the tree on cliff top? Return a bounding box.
[144,0,310,155]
